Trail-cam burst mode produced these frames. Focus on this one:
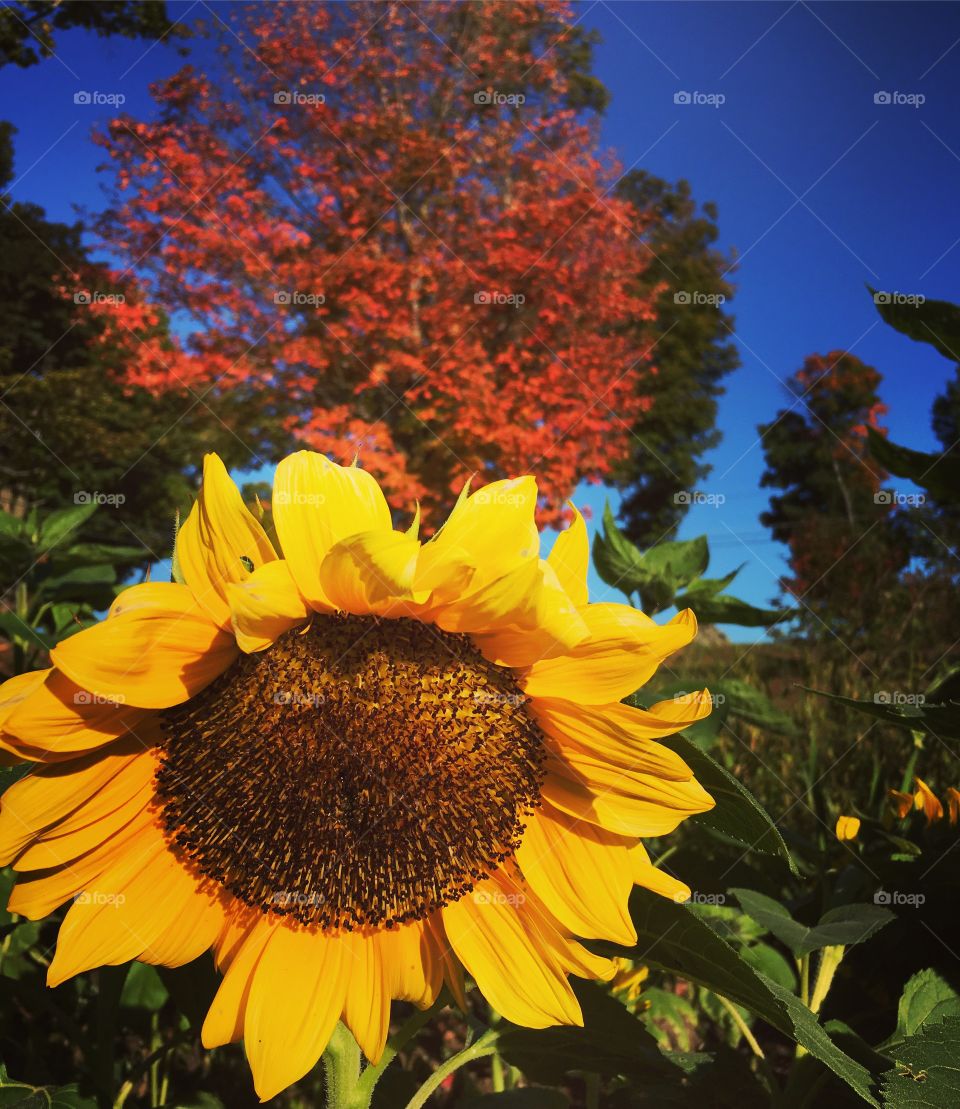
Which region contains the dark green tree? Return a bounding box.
[611,172,738,546]
[0,125,267,558]
[0,1,174,67]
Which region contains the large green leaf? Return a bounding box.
[626,889,880,1106]
[120,961,170,1011]
[802,686,960,741]
[869,287,960,362]
[0,1065,96,1108]
[731,890,894,957]
[36,503,98,553]
[497,980,678,1083]
[866,428,960,505]
[880,1015,960,1108]
[673,590,793,628]
[660,731,797,872]
[885,969,960,1047]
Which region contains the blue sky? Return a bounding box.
[1,1,956,640]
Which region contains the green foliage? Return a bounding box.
[0,1,175,68]
[880,1016,960,1108]
[730,889,893,958]
[612,172,739,546]
[593,502,788,626]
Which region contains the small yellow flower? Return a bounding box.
[611,958,649,1008]
[914,777,944,826]
[888,789,914,820]
[945,787,960,826]
[835,815,860,842]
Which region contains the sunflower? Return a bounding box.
[0,452,713,1100]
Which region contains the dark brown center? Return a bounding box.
[156,614,545,930]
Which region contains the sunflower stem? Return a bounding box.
[404,1028,499,1109]
[322,1022,365,1109]
[354,992,448,1103]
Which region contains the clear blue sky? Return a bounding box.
[1,2,957,640]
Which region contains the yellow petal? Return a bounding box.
[319,529,421,613]
[629,843,691,903]
[202,919,273,1047]
[243,924,351,1101]
[443,873,582,1028]
[517,804,636,944]
[177,453,277,628]
[835,815,861,842]
[377,919,442,1008]
[532,697,704,777]
[273,451,392,609]
[0,738,148,866]
[342,932,391,1063]
[546,505,589,607]
[0,669,50,763]
[47,823,219,985]
[226,560,309,653]
[542,751,713,838]
[3,670,152,755]
[523,606,697,704]
[426,477,539,592]
[51,582,238,710]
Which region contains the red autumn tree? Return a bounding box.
[93,0,660,527]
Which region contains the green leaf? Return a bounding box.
[660,730,797,872]
[866,427,960,505]
[37,503,98,553]
[626,890,879,1106]
[120,961,170,1011]
[714,678,799,735]
[679,564,744,599]
[801,685,960,741]
[497,980,678,1083]
[731,890,893,957]
[673,591,793,628]
[0,1064,97,1108]
[880,1014,960,1108]
[639,534,710,592]
[888,969,960,1044]
[869,286,960,362]
[740,941,797,991]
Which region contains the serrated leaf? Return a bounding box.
[37,503,98,552]
[626,890,879,1106]
[801,686,960,741]
[661,731,797,872]
[880,1014,960,1108]
[0,1064,97,1108]
[731,890,894,957]
[889,969,960,1043]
